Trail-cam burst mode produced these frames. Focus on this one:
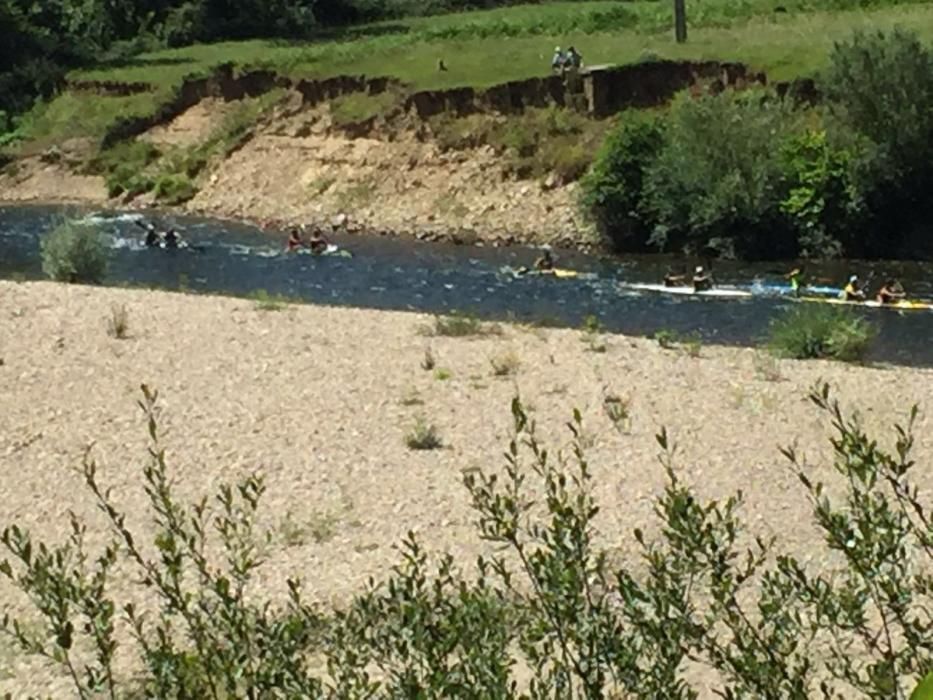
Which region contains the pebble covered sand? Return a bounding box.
[1,281,931,696]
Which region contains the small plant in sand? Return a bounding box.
[433,367,452,381]
[424,312,502,338]
[753,351,783,381]
[399,387,424,406]
[681,331,702,358]
[580,315,608,353]
[106,303,129,339]
[602,391,633,433]
[421,347,436,371]
[40,217,108,284]
[251,289,290,311]
[654,328,679,349]
[489,350,520,377]
[404,416,443,450]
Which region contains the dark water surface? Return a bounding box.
[3,205,933,366]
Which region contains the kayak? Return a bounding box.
[501,266,583,279]
[797,296,933,311]
[622,282,753,298]
[752,282,841,297]
[286,244,352,258]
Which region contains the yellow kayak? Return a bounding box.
[797,296,933,311]
[502,266,580,279]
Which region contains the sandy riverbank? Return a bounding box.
[1,281,931,696]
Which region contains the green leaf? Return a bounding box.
[911,671,933,700]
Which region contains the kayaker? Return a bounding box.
[534,249,555,271]
[143,223,161,248]
[308,229,330,255]
[663,265,688,287]
[286,228,303,252]
[163,228,182,249]
[841,275,865,301]
[876,278,906,305]
[785,267,803,297]
[692,265,713,292]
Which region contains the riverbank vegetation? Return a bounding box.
[1,383,929,696]
[581,28,933,260]
[39,218,108,284]
[4,0,933,260]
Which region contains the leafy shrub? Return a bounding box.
[779,129,855,258]
[645,90,798,259]
[40,218,108,284]
[153,173,198,204]
[768,303,876,361]
[823,29,933,257]
[579,110,664,252]
[0,385,931,697]
[91,140,161,198]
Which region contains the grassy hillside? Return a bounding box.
[7,0,933,150]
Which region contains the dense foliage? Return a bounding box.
[1,384,930,697]
[581,29,933,260]
[0,0,550,123]
[39,217,109,284]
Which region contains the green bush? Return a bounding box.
[645,90,798,259]
[2,385,930,697]
[767,303,876,361]
[40,218,108,284]
[153,172,198,204]
[823,29,933,257]
[779,128,855,259]
[579,110,664,252]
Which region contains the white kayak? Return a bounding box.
[623,282,753,298]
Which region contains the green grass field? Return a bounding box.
[10,0,933,151]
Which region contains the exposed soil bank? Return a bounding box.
[0,281,930,695]
[1,60,808,250]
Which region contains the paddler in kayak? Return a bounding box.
[286,228,303,252]
[534,248,555,271]
[162,228,183,249]
[308,228,330,255]
[143,223,161,248]
[841,274,866,301]
[876,278,906,305]
[692,265,713,292]
[663,264,688,287]
[785,267,803,297]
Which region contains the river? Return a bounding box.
[2,204,932,366]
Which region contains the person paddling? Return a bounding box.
[143,223,161,248]
[785,267,803,297]
[534,248,555,271]
[841,274,865,302]
[692,265,713,292]
[163,228,182,249]
[308,228,330,255]
[286,228,303,252]
[876,278,906,305]
[663,265,688,287]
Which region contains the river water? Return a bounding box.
[2,205,933,366]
